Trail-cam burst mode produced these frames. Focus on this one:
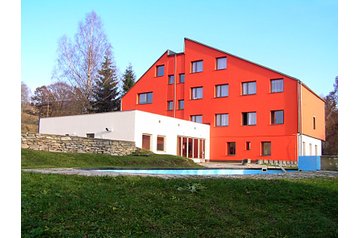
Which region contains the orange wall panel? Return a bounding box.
[301,85,325,140]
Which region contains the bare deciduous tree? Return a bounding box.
[323,76,338,155]
[53,11,111,113]
[31,82,84,117]
[47,82,82,116]
[21,81,31,106]
[31,85,54,117]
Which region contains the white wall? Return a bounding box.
[299,134,322,156]
[134,111,210,160]
[40,111,136,142]
[39,110,210,160]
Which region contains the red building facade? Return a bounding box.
[122,38,325,162]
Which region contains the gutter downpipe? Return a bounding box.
[174,53,177,118]
[297,81,303,160]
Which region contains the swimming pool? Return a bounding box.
[93,169,297,176]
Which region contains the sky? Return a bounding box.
[22,0,337,96]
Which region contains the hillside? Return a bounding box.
[21,148,203,169]
[21,104,38,133]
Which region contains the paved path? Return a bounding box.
[22,168,338,180]
[198,162,288,169]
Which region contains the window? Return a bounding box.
[168,75,174,84]
[242,112,256,126]
[227,142,236,155]
[315,145,318,156]
[157,136,165,151]
[216,57,227,70]
[309,143,312,155]
[178,100,184,110]
[192,60,203,73]
[271,110,284,124]
[177,136,206,159]
[271,79,284,93]
[191,87,203,100]
[179,73,185,83]
[167,101,173,110]
[138,92,153,104]
[242,81,256,95]
[261,142,271,156]
[156,65,164,77]
[216,84,229,97]
[86,133,95,138]
[246,141,251,150]
[191,115,203,123]
[216,113,229,127]
[303,142,306,156]
[313,116,316,130]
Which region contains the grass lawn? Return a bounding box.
[21,148,202,169]
[21,149,338,237]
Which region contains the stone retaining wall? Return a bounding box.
[21,133,136,156]
[321,155,338,171]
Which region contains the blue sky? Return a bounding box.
[22,0,337,96]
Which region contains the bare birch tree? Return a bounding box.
[53,11,111,113]
[21,81,31,106]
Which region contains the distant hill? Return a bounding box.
[21,104,38,133]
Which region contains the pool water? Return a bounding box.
[93,169,297,176]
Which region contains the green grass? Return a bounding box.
[21,149,338,237]
[21,148,202,169]
[22,173,338,238]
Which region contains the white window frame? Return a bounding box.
[242,81,256,95]
[216,57,227,70]
[191,115,203,123]
[156,65,164,77]
[138,92,153,104]
[216,84,229,98]
[192,60,203,73]
[271,79,284,93]
[216,113,229,127]
[191,87,203,100]
[242,112,257,126]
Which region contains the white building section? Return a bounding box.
[299,134,322,156]
[39,110,210,161]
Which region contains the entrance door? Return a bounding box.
[142,134,151,150]
[177,136,205,159]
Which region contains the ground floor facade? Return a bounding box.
[39,110,210,162]
[39,110,322,163]
[209,134,322,163]
[210,135,297,162]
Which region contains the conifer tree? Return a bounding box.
[121,63,136,97]
[91,54,120,112]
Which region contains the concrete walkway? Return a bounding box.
[199,162,271,169]
[22,168,338,180]
[198,161,298,170]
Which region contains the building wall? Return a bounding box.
[39,110,210,160]
[184,39,299,162]
[300,134,322,156]
[300,84,325,140]
[133,110,210,160]
[122,53,187,118]
[40,110,136,142]
[320,155,338,171]
[121,38,324,162]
